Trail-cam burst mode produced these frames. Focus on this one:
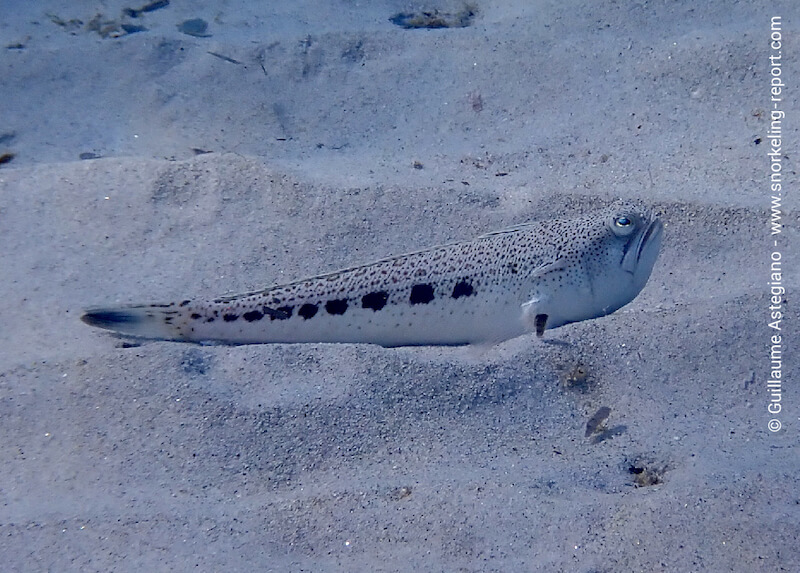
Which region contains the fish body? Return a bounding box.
[82,201,663,346]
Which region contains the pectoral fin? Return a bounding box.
[521,260,568,337]
[534,313,548,337]
[521,298,549,337]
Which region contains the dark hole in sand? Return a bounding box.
[178,18,210,37]
[390,7,476,29]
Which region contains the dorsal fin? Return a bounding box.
[476,222,539,239]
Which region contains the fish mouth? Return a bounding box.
[636,218,663,262]
[621,218,663,275]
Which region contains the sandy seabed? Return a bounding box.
[1,1,798,571]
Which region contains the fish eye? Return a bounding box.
[610,213,637,236]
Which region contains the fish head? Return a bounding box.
[581,200,663,319]
[530,201,663,332]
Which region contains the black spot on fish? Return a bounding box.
[223,313,239,322]
[266,305,293,320]
[325,299,349,315]
[451,281,474,299]
[206,317,215,323]
[409,284,435,305]
[190,313,202,320]
[299,303,318,319]
[243,310,264,322]
[362,291,389,311]
[179,300,191,307]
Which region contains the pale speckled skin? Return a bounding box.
[82,200,663,346]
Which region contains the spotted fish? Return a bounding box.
[81,200,663,346]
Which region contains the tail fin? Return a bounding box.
[81,304,185,341]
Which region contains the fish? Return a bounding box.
[81,200,663,346]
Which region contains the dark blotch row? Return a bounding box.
[216,305,295,324]
[267,279,471,324]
